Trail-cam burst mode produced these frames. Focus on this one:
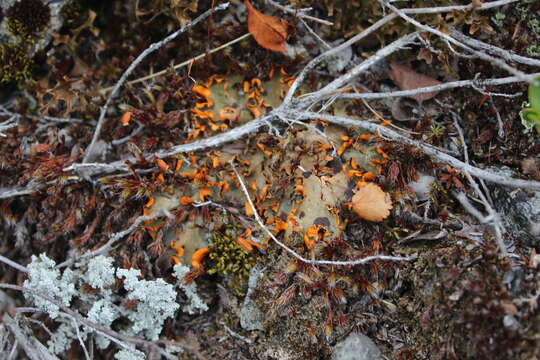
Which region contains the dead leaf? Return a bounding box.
[245,0,292,53]
[351,183,392,222]
[388,62,442,102]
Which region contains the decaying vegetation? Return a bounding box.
[0,0,539,359]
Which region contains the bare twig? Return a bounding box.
[100,32,251,93]
[380,0,529,81]
[231,162,416,266]
[449,28,540,69]
[292,112,540,191]
[0,284,201,359]
[0,184,43,200]
[3,313,59,360]
[266,0,334,25]
[0,118,17,137]
[82,3,230,163]
[283,0,519,104]
[332,74,536,101]
[452,116,510,257]
[219,321,253,344]
[0,255,28,274]
[57,210,174,269]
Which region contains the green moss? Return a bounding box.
[6,0,50,39]
[0,42,32,84]
[207,225,257,296]
[60,0,88,29]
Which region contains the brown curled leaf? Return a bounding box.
[388,61,442,102]
[245,0,292,53]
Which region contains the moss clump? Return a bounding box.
[0,42,32,83]
[60,0,88,29]
[6,0,50,39]
[207,225,257,295]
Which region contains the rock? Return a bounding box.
[488,168,540,249]
[240,265,265,331]
[331,333,382,360]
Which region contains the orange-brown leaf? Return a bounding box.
[351,183,392,222]
[245,0,292,53]
[388,61,442,102]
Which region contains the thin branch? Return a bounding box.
[318,32,421,95]
[3,313,59,360]
[57,210,174,269]
[381,0,529,81]
[0,284,201,359]
[449,28,540,69]
[154,114,272,158]
[0,255,28,273]
[292,111,540,191]
[82,3,230,163]
[231,162,415,266]
[0,184,43,200]
[266,0,334,25]
[330,74,536,101]
[283,0,518,104]
[100,32,251,93]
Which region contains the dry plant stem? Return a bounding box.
[101,32,251,93]
[82,3,230,163]
[320,32,421,94]
[0,184,43,199]
[0,118,17,136]
[294,112,540,191]
[449,28,540,68]
[332,74,538,101]
[0,284,202,360]
[283,0,518,104]
[452,116,509,257]
[0,254,28,273]
[154,114,272,158]
[231,163,415,266]
[57,210,174,269]
[381,1,529,81]
[3,313,59,360]
[266,0,334,25]
[219,321,253,344]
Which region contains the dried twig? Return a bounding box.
[380,0,529,81]
[0,284,201,359]
[266,0,334,26]
[231,162,416,266]
[332,74,536,101]
[292,111,540,191]
[83,3,230,163]
[0,255,28,274]
[100,32,252,93]
[57,210,174,269]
